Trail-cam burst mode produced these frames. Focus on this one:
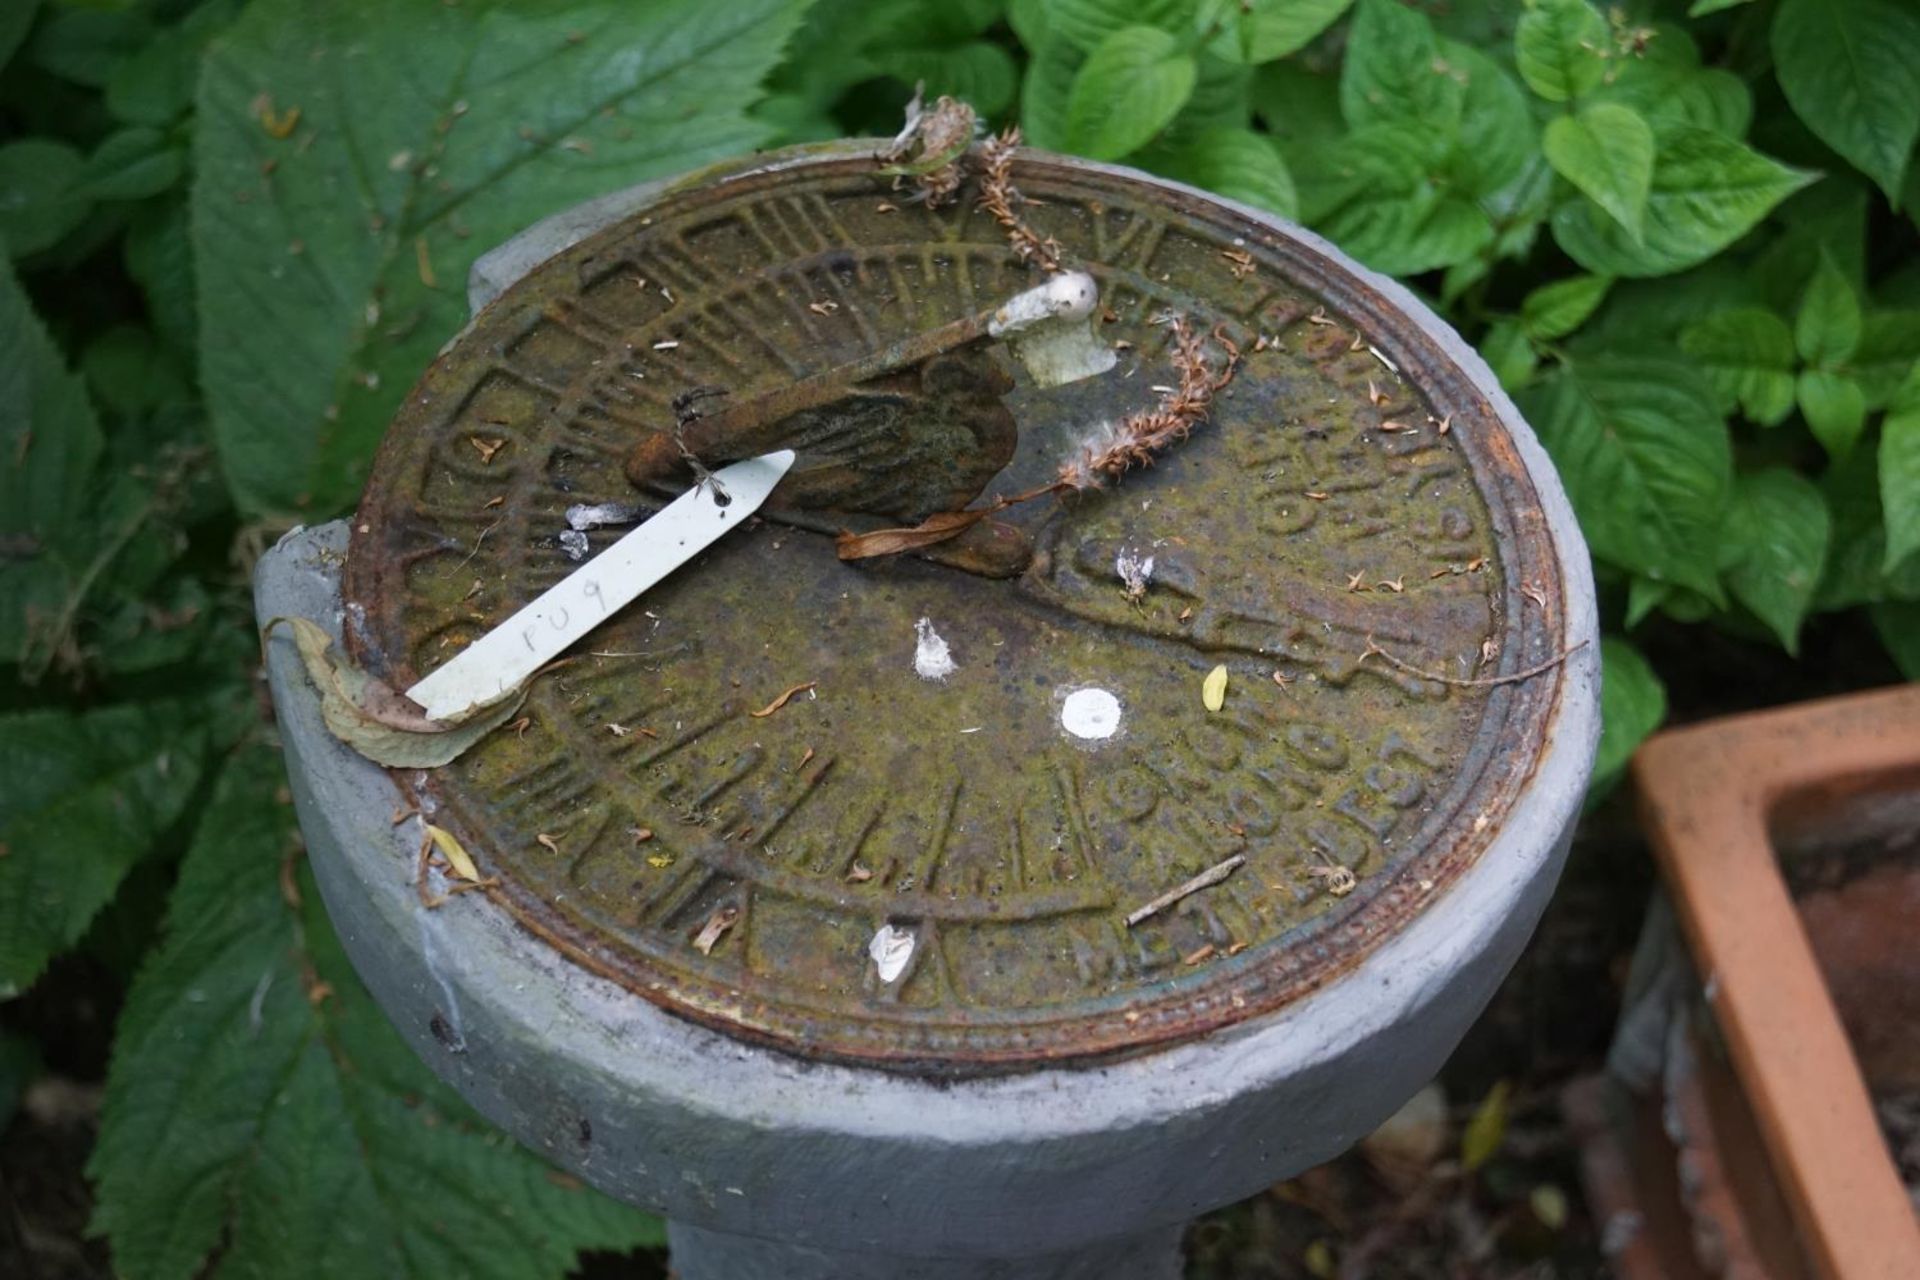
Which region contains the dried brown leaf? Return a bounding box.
[265,616,525,767]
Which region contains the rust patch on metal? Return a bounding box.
[342,145,1568,1075]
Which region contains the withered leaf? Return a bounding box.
[424,823,482,882]
[265,616,525,767]
[835,508,992,560]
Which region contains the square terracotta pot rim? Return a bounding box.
[1632,683,1920,1280]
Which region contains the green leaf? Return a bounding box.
[1158,51,1255,144]
[0,0,40,73]
[1689,0,1753,14]
[1771,0,1920,203]
[0,139,91,257]
[1252,61,1344,150]
[1550,123,1816,278]
[869,41,1019,117]
[1594,636,1666,788]
[1461,1080,1510,1172]
[1064,26,1197,159]
[1880,362,1920,572]
[77,127,186,202]
[196,0,809,519]
[1544,104,1653,242]
[1797,368,1867,458]
[83,325,192,418]
[106,1,241,127]
[1046,0,1195,52]
[1869,601,1920,679]
[28,6,151,88]
[89,745,664,1280]
[1723,469,1830,653]
[1514,0,1608,104]
[1153,128,1298,217]
[1518,356,1731,599]
[1794,252,1861,367]
[1817,446,1920,609]
[1441,39,1534,198]
[1520,274,1610,341]
[1479,318,1538,392]
[1021,37,1084,151]
[0,703,218,997]
[1340,0,1461,136]
[1215,0,1355,64]
[1851,310,1920,409]
[1596,56,1750,138]
[1679,308,1798,425]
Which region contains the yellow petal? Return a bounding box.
[1202,663,1229,712]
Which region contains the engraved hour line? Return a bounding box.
[909,779,963,892]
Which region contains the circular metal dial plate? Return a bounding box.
[344,146,1568,1074]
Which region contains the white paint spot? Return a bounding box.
[869,923,916,983]
[913,617,956,680]
[1061,688,1123,740]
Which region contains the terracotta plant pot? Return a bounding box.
[1570,685,1920,1279]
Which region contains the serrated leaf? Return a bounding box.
[1851,310,1920,409]
[89,745,663,1280]
[1594,637,1666,788]
[1514,0,1608,104]
[1047,0,1195,51]
[1341,0,1461,137]
[1545,104,1653,243]
[1771,0,1920,203]
[1215,0,1354,64]
[1021,37,1084,151]
[0,139,91,257]
[29,6,151,88]
[1517,356,1731,599]
[1064,26,1197,159]
[1723,469,1829,653]
[1521,274,1610,341]
[106,1,240,127]
[1817,446,1920,609]
[1596,56,1750,138]
[1797,369,1866,459]
[1158,51,1255,145]
[1442,39,1534,198]
[1880,362,1920,572]
[1679,307,1798,425]
[1795,252,1861,367]
[0,703,218,997]
[1154,127,1298,217]
[196,0,809,519]
[1480,317,1538,392]
[77,127,186,202]
[1551,123,1816,278]
[869,41,1019,117]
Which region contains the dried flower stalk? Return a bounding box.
[977,127,1062,273]
[1056,315,1240,491]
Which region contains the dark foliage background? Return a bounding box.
[2,0,1915,1276]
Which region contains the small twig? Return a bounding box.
[748,680,816,718]
[1125,854,1246,928]
[1360,636,1587,688]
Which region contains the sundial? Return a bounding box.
[340,144,1570,1075]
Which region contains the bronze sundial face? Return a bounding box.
[343,144,1569,1074]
